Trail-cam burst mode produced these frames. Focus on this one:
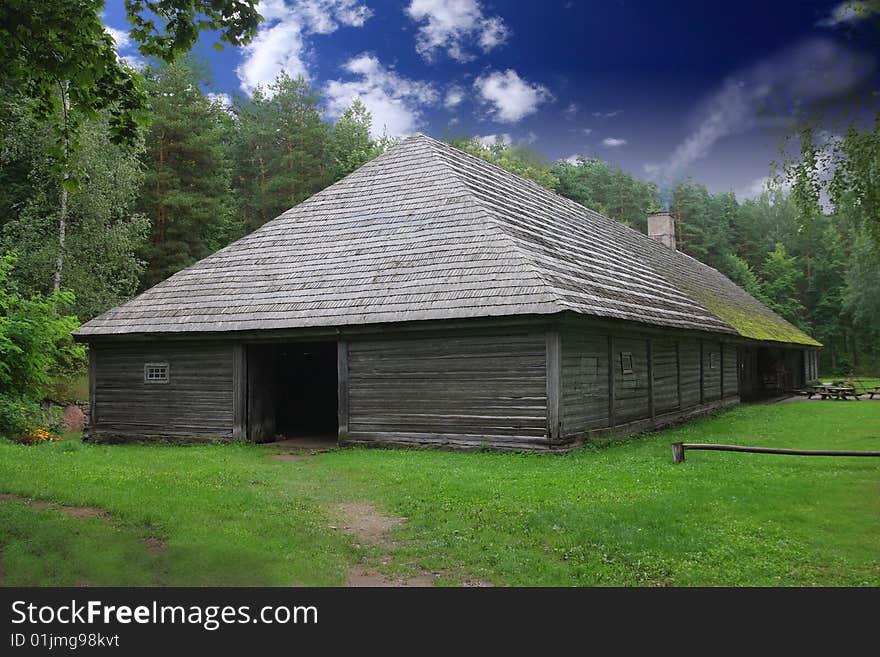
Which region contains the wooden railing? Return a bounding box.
[671,442,880,464]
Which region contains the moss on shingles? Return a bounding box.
[682,281,821,347]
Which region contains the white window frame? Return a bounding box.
[144,362,170,384]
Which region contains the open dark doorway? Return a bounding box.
[246,341,338,443]
[275,342,338,439]
[740,346,804,401]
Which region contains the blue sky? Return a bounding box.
[102,0,878,200]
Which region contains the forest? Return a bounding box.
[2,55,878,381]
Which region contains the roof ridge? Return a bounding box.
[420,136,573,314]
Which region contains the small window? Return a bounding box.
[709,352,719,369]
[144,362,169,383]
[619,352,634,374]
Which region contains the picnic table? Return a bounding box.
[856,385,880,399]
[805,383,859,400]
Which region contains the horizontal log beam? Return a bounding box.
[672,442,880,463]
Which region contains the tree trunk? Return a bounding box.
[153,131,166,245]
[53,185,68,293]
[53,81,71,293]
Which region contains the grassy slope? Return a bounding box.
[0,402,878,586]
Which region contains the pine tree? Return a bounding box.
[139,59,234,287]
[232,73,331,233]
[760,243,806,327]
[328,98,381,181]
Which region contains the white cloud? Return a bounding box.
[325,54,438,138]
[735,176,771,200]
[237,0,372,94]
[120,55,147,70]
[592,110,621,119]
[473,69,552,123]
[602,137,627,148]
[476,133,512,147]
[645,38,874,192]
[444,85,465,109]
[563,154,583,165]
[405,0,510,62]
[816,1,878,27]
[104,26,131,50]
[105,25,145,69]
[563,102,578,119]
[207,92,233,109]
[580,127,592,135]
[523,130,538,144]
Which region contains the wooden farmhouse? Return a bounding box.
[75,134,820,450]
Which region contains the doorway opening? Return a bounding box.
[275,342,338,438]
[247,341,338,443]
[741,346,804,400]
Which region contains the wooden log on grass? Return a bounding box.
[672,442,880,463]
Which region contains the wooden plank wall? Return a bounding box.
[653,338,680,413]
[91,342,234,437]
[613,338,650,424]
[560,326,745,440]
[560,330,609,432]
[702,341,722,402]
[784,349,805,390]
[247,344,277,442]
[723,344,738,397]
[346,332,548,442]
[679,340,702,408]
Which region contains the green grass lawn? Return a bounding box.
[1,401,878,586]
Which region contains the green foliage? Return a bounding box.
[0,90,149,320]
[328,98,383,180]
[670,182,739,272]
[829,115,880,248]
[0,0,148,154]
[0,253,82,442]
[0,397,63,444]
[231,73,332,233]
[760,243,806,326]
[843,231,880,372]
[0,0,261,159]
[0,253,83,400]
[125,1,262,60]
[554,156,656,230]
[724,254,767,303]
[138,59,236,287]
[447,135,560,190]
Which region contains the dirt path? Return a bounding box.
[0,493,166,556]
[332,501,492,587]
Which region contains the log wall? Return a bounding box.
[560,330,609,432]
[559,321,748,446]
[89,341,234,439]
[343,331,548,448]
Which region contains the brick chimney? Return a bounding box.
[648,211,676,250]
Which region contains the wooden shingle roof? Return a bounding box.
[76,134,819,346]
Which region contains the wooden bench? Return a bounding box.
[856,386,880,400]
[806,384,858,400]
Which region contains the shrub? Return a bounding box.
[0,252,81,443]
[0,253,84,399]
[0,395,62,444]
